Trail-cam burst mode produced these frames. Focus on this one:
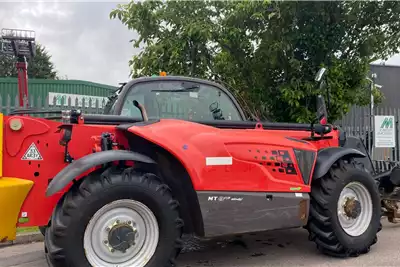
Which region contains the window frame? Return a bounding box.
[112,76,246,121]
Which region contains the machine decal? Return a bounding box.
[290,187,302,191]
[205,157,233,166]
[207,196,244,202]
[268,149,297,175]
[18,211,29,224]
[21,143,43,161]
[245,148,299,175]
[189,92,198,98]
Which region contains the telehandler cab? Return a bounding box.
[0,68,384,266]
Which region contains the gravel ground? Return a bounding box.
[0,220,399,267]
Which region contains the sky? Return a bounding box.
[0,0,399,87]
[0,0,138,86]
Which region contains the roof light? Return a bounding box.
[159,71,167,76]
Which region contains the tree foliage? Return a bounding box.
[0,43,58,79]
[111,0,400,122]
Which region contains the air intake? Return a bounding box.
[293,149,316,185]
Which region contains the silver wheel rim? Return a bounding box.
[337,182,373,237]
[83,199,159,267]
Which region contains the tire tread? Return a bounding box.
[45,166,183,267]
[307,159,382,258]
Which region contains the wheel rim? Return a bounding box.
[337,181,373,237]
[83,199,159,267]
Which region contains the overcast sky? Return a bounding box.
[0,0,399,87]
[0,0,138,86]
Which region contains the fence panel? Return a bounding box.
[336,105,400,162]
[0,94,106,116]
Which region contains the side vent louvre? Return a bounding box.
[293,149,316,185]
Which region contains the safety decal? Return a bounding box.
[206,157,233,166]
[295,193,303,197]
[189,92,199,98]
[21,142,43,160]
[290,187,302,191]
[18,212,29,224]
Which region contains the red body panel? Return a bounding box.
[3,115,339,228]
[127,120,339,192]
[3,116,118,227]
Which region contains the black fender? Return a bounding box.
[46,150,156,197]
[313,147,366,180]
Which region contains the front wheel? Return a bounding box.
[307,158,382,257]
[45,167,184,267]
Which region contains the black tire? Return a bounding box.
[307,158,382,257]
[44,166,184,267]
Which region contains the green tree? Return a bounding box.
[0,43,58,79]
[111,0,400,122]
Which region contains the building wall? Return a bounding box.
[336,64,400,162]
[0,78,116,107]
[370,64,400,109]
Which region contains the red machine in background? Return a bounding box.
[0,28,36,107]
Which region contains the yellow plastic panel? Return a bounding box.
[0,177,33,242]
[0,113,3,177]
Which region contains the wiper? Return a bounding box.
[103,83,126,114]
[151,85,200,93]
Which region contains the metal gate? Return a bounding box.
[336,105,400,163]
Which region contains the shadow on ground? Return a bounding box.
[179,227,324,267]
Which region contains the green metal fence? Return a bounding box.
[0,94,108,116]
[0,78,116,108]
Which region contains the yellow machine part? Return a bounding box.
[0,178,33,242]
[0,113,3,177]
[0,113,34,242]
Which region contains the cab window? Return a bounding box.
[120,80,242,121]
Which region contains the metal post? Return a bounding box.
[16,56,29,107]
[370,73,377,160]
[370,79,374,159]
[366,74,376,160]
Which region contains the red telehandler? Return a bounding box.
[0,68,392,267]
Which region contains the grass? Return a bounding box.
[16,226,39,234]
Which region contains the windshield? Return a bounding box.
[118,80,242,121]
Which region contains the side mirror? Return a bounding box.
[316,95,328,125]
[315,67,327,82]
[314,67,329,124]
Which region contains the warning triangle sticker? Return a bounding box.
[22,143,43,160]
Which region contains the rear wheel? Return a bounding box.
[307,158,382,257]
[44,167,184,267]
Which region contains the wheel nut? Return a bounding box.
[106,227,110,232]
[111,249,115,253]
[127,221,131,225]
[104,240,108,244]
[116,220,120,224]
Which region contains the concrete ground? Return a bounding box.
[0,220,399,267]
